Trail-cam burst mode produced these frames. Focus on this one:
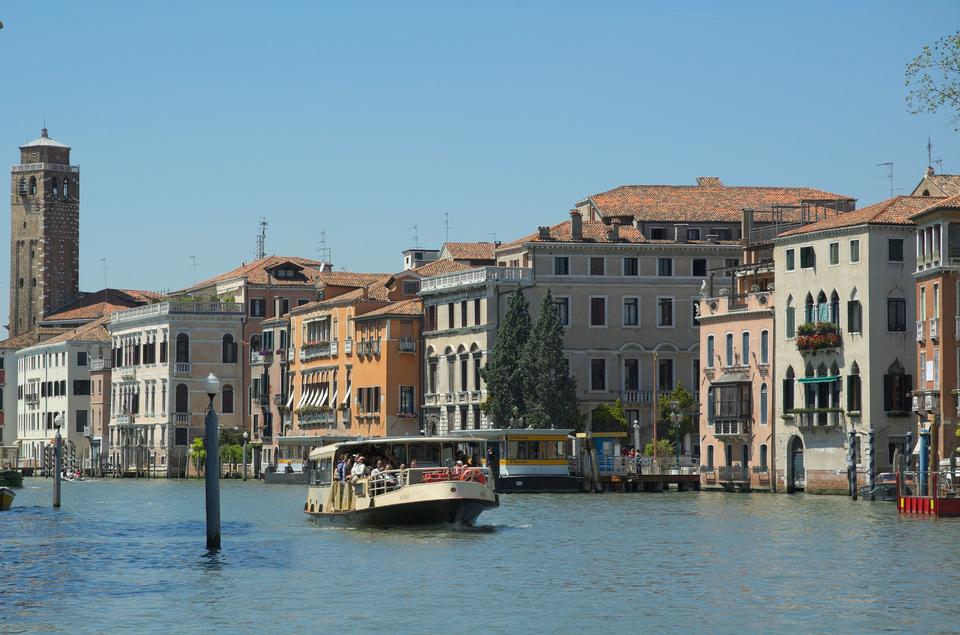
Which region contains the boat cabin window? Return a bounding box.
[407,443,442,466]
[310,457,333,486]
[507,440,566,460]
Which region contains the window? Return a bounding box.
[76,410,87,434]
[474,299,481,325]
[72,380,91,395]
[692,259,707,276]
[759,444,768,469]
[276,298,290,317]
[657,297,674,327]
[934,282,941,316]
[725,333,734,367]
[687,228,701,241]
[623,298,639,326]
[882,361,911,412]
[921,286,927,321]
[850,240,860,263]
[590,359,606,391]
[786,297,796,338]
[706,335,715,368]
[623,257,639,276]
[785,249,795,271]
[176,384,189,413]
[76,351,88,366]
[829,242,839,265]
[657,358,674,390]
[624,359,640,391]
[847,364,862,412]
[447,303,454,328]
[403,280,420,295]
[649,227,667,240]
[52,179,59,196]
[63,178,69,198]
[888,238,904,262]
[590,257,605,276]
[887,298,906,331]
[249,299,266,317]
[706,445,714,469]
[783,366,795,411]
[461,301,468,327]
[830,291,840,325]
[554,297,570,326]
[590,297,606,327]
[554,257,569,275]
[400,385,415,415]
[715,228,733,241]
[800,246,815,269]
[159,338,167,363]
[222,384,234,414]
[222,335,237,363]
[760,384,768,425]
[657,258,673,276]
[760,330,769,364]
[725,258,739,268]
[847,300,862,333]
[29,176,37,195]
[741,332,750,364]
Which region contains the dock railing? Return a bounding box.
[578,455,699,477]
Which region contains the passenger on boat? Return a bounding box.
[452,460,464,478]
[351,456,366,481]
[336,456,348,482]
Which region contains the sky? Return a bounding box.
[1,1,959,324]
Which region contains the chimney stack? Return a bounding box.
[570,209,583,241]
[607,218,620,242]
[538,226,551,240]
[927,165,936,177]
[674,223,688,243]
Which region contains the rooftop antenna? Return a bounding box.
[489,232,497,244]
[99,258,108,290]
[876,162,894,198]
[444,212,450,243]
[255,217,268,259]
[411,224,420,248]
[190,255,198,285]
[928,136,934,169]
[317,231,332,266]
[935,158,944,173]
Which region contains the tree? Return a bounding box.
[220,444,243,470]
[656,382,696,447]
[590,400,626,433]
[906,32,960,131]
[519,290,581,429]
[189,437,206,478]
[480,288,531,425]
[644,439,675,457]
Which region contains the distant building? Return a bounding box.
[911,166,960,198]
[88,355,111,476]
[439,242,497,266]
[402,248,439,270]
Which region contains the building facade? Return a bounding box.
[9,129,81,337]
[107,301,244,477]
[773,197,927,493]
[88,356,111,476]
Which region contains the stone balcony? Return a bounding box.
[420,266,532,294]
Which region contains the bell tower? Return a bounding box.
[9,128,80,336]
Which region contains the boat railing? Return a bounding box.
[363,466,493,499]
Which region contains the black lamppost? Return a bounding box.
[242,431,249,482]
[204,373,221,549]
[53,414,63,508]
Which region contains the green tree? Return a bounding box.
[189,437,206,477]
[656,382,696,442]
[906,31,960,131]
[644,439,675,457]
[480,288,531,425]
[220,443,243,469]
[590,400,626,433]
[519,290,581,429]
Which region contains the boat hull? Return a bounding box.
[0,487,15,511]
[0,469,23,488]
[494,474,582,493]
[307,495,498,527]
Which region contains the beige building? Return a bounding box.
[107,301,244,477]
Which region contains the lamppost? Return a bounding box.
[242,431,249,482]
[204,373,222,549]
[670,400,681,470]
[632,420,640,452]
[53,414,63,508]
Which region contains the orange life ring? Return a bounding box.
[460,468,486,484]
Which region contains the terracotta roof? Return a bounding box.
[36,316,112,346]
[316,271,391,288]
[292,281,392,315]
[911,192,960,219]
[0,328,71,350]
[912,174,960,198]
[43,289,159,322]
[182,256,328,292]
[587,177,853,224]
[442,242,497,261]
[501,219,647,249]
[356,298,423,319]
[778,196,932,238]
[411,259,473,277]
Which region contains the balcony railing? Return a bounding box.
[718,465,751,482]
[930,318,940,340]
[301,340,338,361]
[916,320,925,342]
[344,338,353,355]
[12,163,79,174]
[115,414,135,425]
[250,351,268,365]
[713,418,751,437]
[89,359,109,371]
[173,362,191,376]
[120,367,136,381]
[619,390,674,404]
[399,337,416,352]
[424,394,439,406]
[25,394,39,405]
[421,266,532,294]
[174,412,191,423]
[796,322,841,353]
[299,411,337,427]
[112,301,244,324]
[793,409,842,428]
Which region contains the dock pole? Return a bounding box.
[204,373,222,550]
[53,422,62,509]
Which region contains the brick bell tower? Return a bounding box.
[9,128,80,336]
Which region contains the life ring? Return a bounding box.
[460,468,486,484]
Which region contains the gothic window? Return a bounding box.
[29,177,36,195]
[175,383,189,413]
[782,366,795,411]
[18,177,26,195]
[804,293,814,323]
[222,334,237,363]
[63,178,69,198]
[52,179,59,196]
[222,384,234,414]
[175,333,190,363]
[250,334,261,352]
[830,290,840,325]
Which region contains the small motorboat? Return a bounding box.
[0,446,23,488]
[0,486,15,511]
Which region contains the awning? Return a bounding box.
[330,383,338,407]
[798,376,840,384]
[297,389,309,408]
[344,383,351,404]
[712,372,750,385]
[318,387,329,407]
[308,387,320,407]
[285,392,294,409]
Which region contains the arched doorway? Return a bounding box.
[787,435,805,493]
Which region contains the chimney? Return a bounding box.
[696,176,723,187]
[607,219,620,242]
[569,209,583,241]
[927,165,936,177]
[674,223,688,243]
[538,226,551,240]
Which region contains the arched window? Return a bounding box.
[18,177,26,195]
[221,384,234,414]
[830,290,840,325]
[816,291,828,322]
[52,179,59,196]
[847,361,862,412]
[725,333,734,367]
[783,366,795,411]
[706,445,714,469]
[707,386,715,423]
[222,334,237,363]
[62,178,69,198]
[759,444,768,469]
[741,331,750,364]
[883,359,910,412]
[28,176,37,195]
[804,293,814,323]
[760,330,769,364]
[175,383,189,413]
[175,333,189,363]
[760,383,768,425]
[250,334,261,353]
[706,335,715,368]
[742,444,749,466]
[786,295,796,338]
[18,278,23,288]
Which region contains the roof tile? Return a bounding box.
[778,196,932,238]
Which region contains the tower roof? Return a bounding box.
[20,128,70,150]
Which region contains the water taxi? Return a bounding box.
[0,486,14,511]
[450,428,581,493]
[304,436,499,527]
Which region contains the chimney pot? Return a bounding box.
[607,219,620,241]
[538,226,551,240]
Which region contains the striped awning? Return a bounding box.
[330,383,338,407]
[318,387,329,407]
[297,388,309,408]
[285,392,294,409]
[344,383,351,403]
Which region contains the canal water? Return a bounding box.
[3,479,959,634]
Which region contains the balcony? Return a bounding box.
[796,322,841,354]
[174,412,191,423]
[470,390,482,402]
[424,394,439,406]
[399,337,416,353]
[301,340,338,362]
[120,367,136,381]
[420,266,532,294]
[299,410,336,427]
[173,362,191,376]
[25,394,39,405]
[112,301,244,324]
[713,418,751,437]
[930,318,940,340]
[916,320,925,342]
[344,338,353,355]
[115,414,135,425]
[619,390,673,404]
[89,359,109,372]
[250,350,270,365]
[718,465,750,483]
[792,409,842,429]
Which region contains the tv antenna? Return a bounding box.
[317,231,332,266]
[99,258,108,289]
[255,217,268,259]
[928,136,934,168]
[443,212,451,243]
[411,224,420,248]
[190,255,198,285]
[876,162,895,198]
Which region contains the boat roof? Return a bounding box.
[447,428,574,439]
[308,435,487,459]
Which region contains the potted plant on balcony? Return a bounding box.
[796,322,841,353]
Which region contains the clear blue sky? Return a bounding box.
[1,2,959,320]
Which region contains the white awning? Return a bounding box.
[344,383,351,403]
[285,391,294,409]
[297,388,309,409]
[330,383,338,407]
[318,387,329,407]
[309,387,321,407]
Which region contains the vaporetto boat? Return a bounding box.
[304,436,499,527]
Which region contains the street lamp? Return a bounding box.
[670,400,681,470]
[204,372,221,549]
[242,431,249,482]
[53,414,63,508]
[632,420,640,453]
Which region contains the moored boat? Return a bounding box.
[304,436,499,527]
[0,486,15,511]
[0,447,23,488]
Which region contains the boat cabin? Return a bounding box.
[449,429,580,493]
